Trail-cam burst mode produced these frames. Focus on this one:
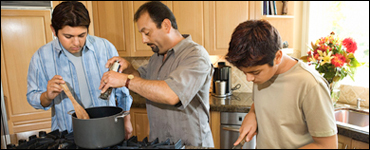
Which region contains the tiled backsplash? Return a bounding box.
[339,84,369,108]
[124,55,369,108]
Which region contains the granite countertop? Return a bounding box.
[130,91,369,144]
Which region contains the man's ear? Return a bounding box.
[274,50,283,65]
[161,19,171,33]
[50,25,57,37]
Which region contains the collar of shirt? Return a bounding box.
[172,34,192,55]
[158,34,192,57]
[53,34,94,57]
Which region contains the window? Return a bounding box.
[306,1,369,87]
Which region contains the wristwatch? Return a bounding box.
[125,74,134,89]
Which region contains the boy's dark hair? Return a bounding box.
[134,1,178,30]
[51,1,90,36]
[226,19,282,68]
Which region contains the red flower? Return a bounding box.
[331,54,346,67]
[314,53,320,60]
[342,37,357,53]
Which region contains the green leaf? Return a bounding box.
[349,58,362,68]
[300,56,308,62]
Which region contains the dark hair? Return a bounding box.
[51,1,90,36]
[226,19,282,68]
[134,1,178,30]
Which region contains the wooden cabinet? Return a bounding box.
[129,107,150,140]
[210,111,221,149]
[90,1,252,57]
[338,134,369,149]
[351,139,369,149]
[206,1,250,55]
[91,1,201,57]
[171,1,205,47]
[1,9,53,134]
[92,1,132,56]
[338,134,352,149]
[91,1,163,57]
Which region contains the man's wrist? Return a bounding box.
[125,74,134,88]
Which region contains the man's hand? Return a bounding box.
[41,75,65,107]
[105,56,131,73]
[99,71,127,93]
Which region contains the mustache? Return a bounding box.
[147,43,155,46]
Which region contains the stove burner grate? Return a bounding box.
[8,130,184,149]
[113,136,183,149]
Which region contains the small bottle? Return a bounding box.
[99,61,120,100]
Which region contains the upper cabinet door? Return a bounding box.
[207,1,249,55]
[171,1,205,47]
[131,1,153,57]
[92,1,131,56]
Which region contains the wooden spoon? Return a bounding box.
[60,83,90,119]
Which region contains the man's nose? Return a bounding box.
[73,37,80,45]
[246,73,254,82]
[141,34,149,44]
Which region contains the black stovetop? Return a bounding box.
[7,130,184,149]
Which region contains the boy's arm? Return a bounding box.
[233,103,258,146]
[299,134,338,149]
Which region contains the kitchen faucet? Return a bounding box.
[356,98,365,109]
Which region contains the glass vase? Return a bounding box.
[329,81,340,106]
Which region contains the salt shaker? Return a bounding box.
[99,61,120,100]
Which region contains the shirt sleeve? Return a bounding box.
[115,87,133,111]
[137,64,148,79]
[164,49,212,109]
[26,51,53,110]
[301,81,338,137]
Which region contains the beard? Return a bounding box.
[148,43,159,53]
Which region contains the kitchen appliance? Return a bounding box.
[220,112,256,149]
[8,130,184,149]
[69,106,128,149]
[212,62,232,97]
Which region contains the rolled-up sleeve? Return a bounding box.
[26,52,52,110]
[165,49,211,109]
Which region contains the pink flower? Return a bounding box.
[342,37,357,53]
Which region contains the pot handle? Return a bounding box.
[114,111,130,122]
[67,110,75,115]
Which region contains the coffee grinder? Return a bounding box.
[212,62,232,97]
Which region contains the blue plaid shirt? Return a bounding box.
[27,34,132,133]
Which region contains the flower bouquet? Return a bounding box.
[300,32,363,103]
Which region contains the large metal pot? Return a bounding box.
[70,106,129,149]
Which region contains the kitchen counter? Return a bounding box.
[130,91,368,144]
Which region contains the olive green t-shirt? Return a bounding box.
[253,59,337,149]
